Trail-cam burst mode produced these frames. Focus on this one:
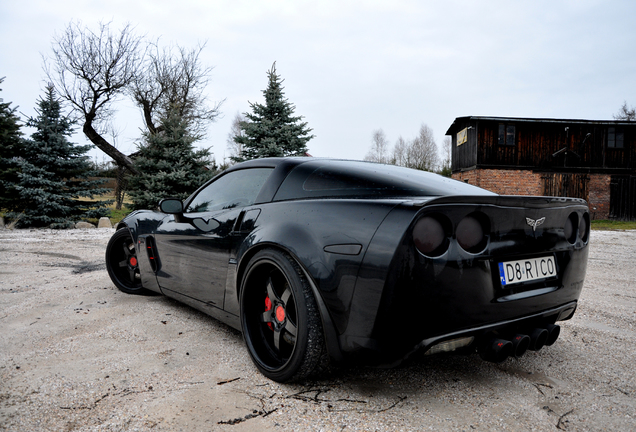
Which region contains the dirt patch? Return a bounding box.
[1,228,635,431]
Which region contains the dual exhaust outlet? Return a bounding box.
[478,324,561,363]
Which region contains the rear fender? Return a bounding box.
[232,200,400,363]
[233,229,345,363]
[233,200,399,333]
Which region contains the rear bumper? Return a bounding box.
[339,300,577,366]
[411,300,576,358]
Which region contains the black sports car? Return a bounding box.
[106,158,590,382]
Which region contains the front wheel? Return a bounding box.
[105,228,145,294]
[240,249,326,382]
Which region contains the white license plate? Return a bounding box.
[498,256,556,286]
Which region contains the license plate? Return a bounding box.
[498,256,556,286]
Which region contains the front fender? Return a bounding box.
[113,210,168,294]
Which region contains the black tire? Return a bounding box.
[105,228,146,294]
[240,249,326,382]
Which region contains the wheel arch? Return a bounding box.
[114,221,131,234]
[113,222,139,246]
[237,242,344,363]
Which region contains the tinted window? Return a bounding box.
[498,124,516,146]
[185,168,273,213]
[303,168,389,191]
[274,161,493,201]
[608,127,624,148]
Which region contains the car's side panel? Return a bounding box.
[161,287,241,329]
[153,208,243,308]
[337,205,420,353]
[231,199,402,335]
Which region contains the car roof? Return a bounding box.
[224,158,495,202]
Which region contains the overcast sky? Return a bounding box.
[1,0,635,165]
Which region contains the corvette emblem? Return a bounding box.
[526,217,545,232]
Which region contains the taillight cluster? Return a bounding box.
[413,216,450,257]
[413,213,489,257]
[456,215,488,253]
[564,212,590,245]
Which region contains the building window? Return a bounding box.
[608,127,624,148]
[498,124,516,146]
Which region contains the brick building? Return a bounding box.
[446,116,636,220]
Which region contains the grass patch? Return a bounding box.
[107,206,133,225]
[82,189,133,226]
[591,219,636,230]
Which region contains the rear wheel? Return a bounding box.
[240,249,326,382]
[105,228,145,294]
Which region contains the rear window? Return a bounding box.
[273,160,493,201]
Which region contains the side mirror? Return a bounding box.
[159,198,184,214]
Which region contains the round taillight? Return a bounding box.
[413,216,448,257]
[456,214,488,253]
[564,213,578,244]
[579,213,590,243]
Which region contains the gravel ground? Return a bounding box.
[0,227,635,431]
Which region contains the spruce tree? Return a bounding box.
[0,77,26,212]
[232,63,314,162]
[127,109,214,210]
[7,85,110,228]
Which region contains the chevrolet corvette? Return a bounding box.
[106,158,590,382]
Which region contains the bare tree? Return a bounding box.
[364,129,390,163]
[46,21,223,177]
[130,42,223,136]
[614,101,636,121]
[439,136,452,176]
[366,123,438,171]
[226,112,245,162]
[405,124,438,171]
[46,21,143,173]
[392,136,408,166]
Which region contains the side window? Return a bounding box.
[498,124,516,146]
[608,127,624,148]
[185,168,273,213]
[303,168,385,191]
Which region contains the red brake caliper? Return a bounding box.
[264,296,273,330]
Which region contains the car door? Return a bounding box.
[153,168,273,309]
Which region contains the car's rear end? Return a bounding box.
[360,195,590,364]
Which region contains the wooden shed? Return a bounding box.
[446,116,636,220]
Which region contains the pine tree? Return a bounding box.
[0,77,26,212]
[127,109,215,210]
[232,63,314,162]
[7,85,110,228]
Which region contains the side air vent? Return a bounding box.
[145,236,159,272]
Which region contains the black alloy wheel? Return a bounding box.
[240,249,326,382]
[105,228,145,294]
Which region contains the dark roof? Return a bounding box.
[446,116,635,135]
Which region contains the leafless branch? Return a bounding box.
[130,41,223,136]
[45,20,143,173]
[613,101,635,121]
